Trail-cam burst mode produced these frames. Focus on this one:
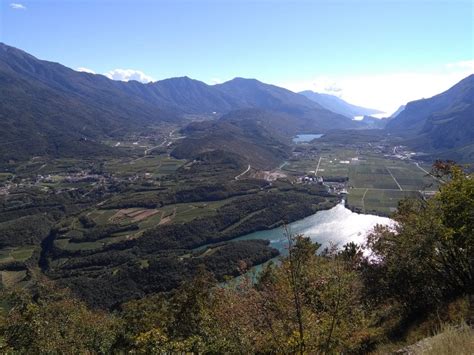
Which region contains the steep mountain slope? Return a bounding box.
[129,76,242,114]
[216,78,324,113]
[0,43,364,163]
[390,105,406,118]
[299,90,382,118]
[357,116,388,129]
[0,43,179,162]
[386,75,474,161]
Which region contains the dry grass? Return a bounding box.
[372,323,473,355]
[407,323,474,355]
[421,323,474,354]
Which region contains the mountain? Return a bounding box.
[133,77,241,114]
[390,105,406,118]
[214,78,360,131]
[0,43,180,162]
[386,75,474,162]
[216,78,325,113]
[358,116,388,129]
[0,43,362,163]
[125,76,363,131]
[299,90,382,118]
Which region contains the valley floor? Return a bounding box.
[0,127,449,305]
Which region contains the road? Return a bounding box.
[129,138,168,164]
[235,164,251,180]
[315,156,322,176]
[144,139,167,155]
[361,188,369,212]
[385,167,403,191]
[351,187,437,192]
[414,162,444,184]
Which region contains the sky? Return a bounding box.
[1,0,473,114]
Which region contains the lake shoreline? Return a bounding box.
[233,200,395,256]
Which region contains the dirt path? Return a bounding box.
[386,167,403,191]
[315,156,322,176]
[361,188,369,212]
[234,164,251,180]
[158,208,177,225]
[414,162,444,184]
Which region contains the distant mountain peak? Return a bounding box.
[298,90,383,118]
[221,77,265,87]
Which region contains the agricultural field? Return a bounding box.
[290,141,440,215]
[347,188,421,215]
[104,154,185,178]
[347,157,438,214]
[281,157,320,175]
[52,196,246,253]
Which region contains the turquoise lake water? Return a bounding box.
[292,134,324,143]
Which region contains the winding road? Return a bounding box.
[235,164,251,180]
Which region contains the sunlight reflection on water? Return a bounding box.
[235,201,395,255]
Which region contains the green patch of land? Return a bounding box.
[0,246,36,264]
[104,155,185,178]
[290,136,441,215]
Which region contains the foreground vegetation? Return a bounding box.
[0,162,472,353]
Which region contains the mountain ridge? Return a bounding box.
[299,90,383,118]
[386,74,474,161]
[0,42,361,162]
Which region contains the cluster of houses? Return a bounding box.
[36,173,105,184]
[297,174,324,184]
[296,174,349,195]
[385,145,417,160]
[0,185,11,195]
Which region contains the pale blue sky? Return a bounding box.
[1,0,473,112]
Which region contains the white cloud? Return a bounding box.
[279,61,474,116]
[10,3,26,10]
[76,67,96,74]
[104,69,154,83]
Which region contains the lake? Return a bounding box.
[235,201,394,255]
[293,133,324,143]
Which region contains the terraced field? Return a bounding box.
[52,197,249,253]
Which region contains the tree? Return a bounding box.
[364,163,474,313]
[207,232,376,353]
[0,281,120,353]
[283,229,319,354]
